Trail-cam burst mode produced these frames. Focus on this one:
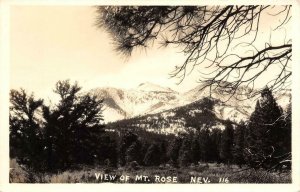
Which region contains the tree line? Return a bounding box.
[9,81,291,172]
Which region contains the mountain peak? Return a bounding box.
[137,82,174,93]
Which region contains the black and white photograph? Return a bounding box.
[0,1,300,190]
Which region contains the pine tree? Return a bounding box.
[245,87,286,168]
[143,143,161,166]
[167,137,182,167]
[178,136,192,167]
[159,140,168,164]
[125,140,142,165]
[233,121,246,166]
[209,128,222,163]
[219,120,234,164]
[190,133,201,163]
[9,89,45,170]
[199,128,211,162]
[97,6,291,99]
[42,80,105,169]
[119,131,139,166]
[282,101,291,153]
[10,81,113,171]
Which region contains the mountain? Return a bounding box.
[89,83,179,122]
[106,97,227,135]
[181,84,290,122]
[106,90,291,135]
[89,82,291,124]
[182,83,254,121]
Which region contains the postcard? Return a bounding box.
[0,1,299,192]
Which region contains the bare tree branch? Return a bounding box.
[96,5,291,99]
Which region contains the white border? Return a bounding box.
[0,0,299,191]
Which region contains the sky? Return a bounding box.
[10,6,291,101]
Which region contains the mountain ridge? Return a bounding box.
[89,82,291,123]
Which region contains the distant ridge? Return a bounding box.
[89,82,291,123]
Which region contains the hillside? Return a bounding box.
[90,82,290,124]
[106,97,230,135]
[89,83,180,122]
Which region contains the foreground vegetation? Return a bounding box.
[10,159,290,183]
[9,81,291,184]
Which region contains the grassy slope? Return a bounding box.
[10,159,290,183]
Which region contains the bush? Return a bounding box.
[9,159,29,183]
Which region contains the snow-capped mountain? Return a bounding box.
[105,89,291,135]
[181,83,255,121]
[89,82,291,123]
[106,97,226,135]
[89,82,179,122]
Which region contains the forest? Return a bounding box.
[9,80,291,183]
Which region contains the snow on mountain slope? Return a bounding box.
[181,83,255,122]
[106,98,227,135]
[90,84,179,122]
[89,82,291,123]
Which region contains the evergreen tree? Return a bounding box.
[178,135,192,167]
[119,131,139,166]
[97,6,291,99]
[125,140,143,164]
[42,80,105,169]
[245,87,286,168]
[190,133,201,163]
[96,134,118,167]
[282,101,291,153]
[10,80,107,171]
[233,121,246,166]
[220,120,234,164]
[9,89,45,170]
[167,137,182,166]
[209,128,222,162]
[159,140,168,164]
[199,128,211,162]
[143,143,161,166]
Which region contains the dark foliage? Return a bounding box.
[233,121,246,166]
[10,80,114,171]
[97,6,291,98]
[10,83,291,172]
[220,120,234,163]
[143,143,161,166]
[244,87,291,169]
[9,89,44,170]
